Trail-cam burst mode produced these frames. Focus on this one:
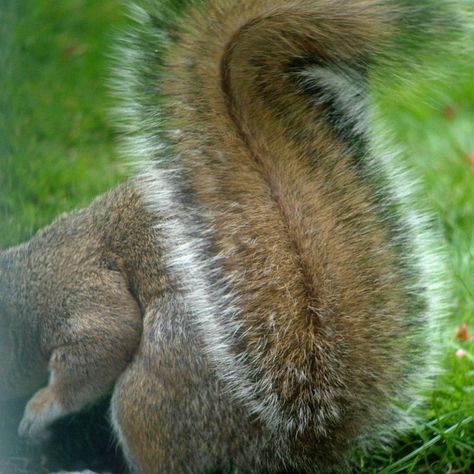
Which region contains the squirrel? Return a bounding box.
[0,0,464,472]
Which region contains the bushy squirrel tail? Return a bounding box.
[115,0,463,463]
[117,0,462,156]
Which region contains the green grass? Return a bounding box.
[361,44,474,473]
[1,0,473,473]
[0,0,128,247]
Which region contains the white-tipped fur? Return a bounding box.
[301,65,368,136]
[368,115,450,377]
[138,166,289,431]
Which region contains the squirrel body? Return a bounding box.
[0,0,463,472]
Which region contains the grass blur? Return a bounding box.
[0,0,128,247]
[362,30,474,473]
[0,0,473,472]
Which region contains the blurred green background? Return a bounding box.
[0,0,473,472]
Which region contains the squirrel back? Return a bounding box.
[111,0,462,468]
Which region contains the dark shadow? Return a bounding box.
[0,396,127,474]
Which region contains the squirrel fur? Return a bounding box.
[0,0,465,472]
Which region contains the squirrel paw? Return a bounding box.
[18,387,64,444]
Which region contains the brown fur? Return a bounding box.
[0,0,458,472]
[135,0,425,449]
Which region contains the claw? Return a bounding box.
[18,387,64,444]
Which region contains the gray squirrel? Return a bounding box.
[0,0,464,472]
